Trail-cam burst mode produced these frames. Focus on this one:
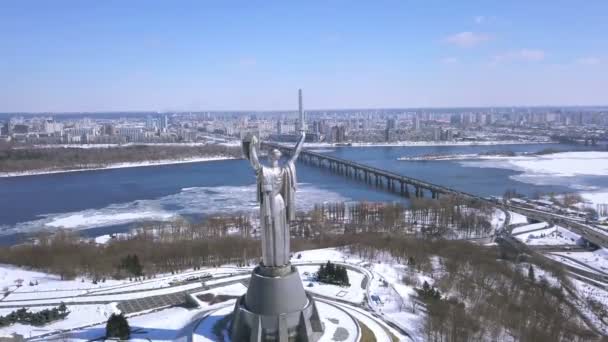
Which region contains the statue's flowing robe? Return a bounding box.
[256,161,297,267]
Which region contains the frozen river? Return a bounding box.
[0,142,603,244]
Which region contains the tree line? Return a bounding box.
[0,303,69,327]
[0,144,241,173]
[316,261,350,286]
[305,196,495,239]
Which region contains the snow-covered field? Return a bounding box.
[48,305,205,342]
[3,304,117,339]
[511,222,549,234]
[551,249,608,273]
[0,247,418,340]
[14,244,608,341]
[297,265,365,304]
[491,209,506,230]
[509,211,530,225]
[0,264,125,294]
[513,225,581,246]
[545,254,601,274]
[581,191,608,214]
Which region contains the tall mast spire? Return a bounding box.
[298,89,305,132]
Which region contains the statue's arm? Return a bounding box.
[288,131,306,164]
[249,136,262,171]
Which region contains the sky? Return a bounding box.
[1,0,607,112]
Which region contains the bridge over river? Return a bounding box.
[262,141,608,249]
[262,142,485,201]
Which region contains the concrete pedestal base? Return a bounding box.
[231,264,324,341]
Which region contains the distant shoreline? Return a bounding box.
[300,140,556,148]
[0,156,236,178]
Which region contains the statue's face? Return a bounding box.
[270,149,282,162]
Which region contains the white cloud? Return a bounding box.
[576,57,601,65]
[492,49,546,64]
[440,57,458,64]
[444,31,492,48]
[474,16,485,24]
[518,49,545,61]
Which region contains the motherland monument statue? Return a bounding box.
[231,90,324,341]
[245,130,303,268]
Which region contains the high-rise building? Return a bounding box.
[385,118,397,141]
[412,116,421,131]
[158,114,169,132]
[146,116,158,131]
[276,120,282,134]
[330,125,346,143]
[433,127,441,141]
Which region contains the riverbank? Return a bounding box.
[298,139,555,148]
[0,156,236,178]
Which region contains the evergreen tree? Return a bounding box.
[106,313,130,340]
[419,281,441,301]
[58,302,67,313]
[131,254,143,276]
[316,261,349,286]
[528,265,535,282]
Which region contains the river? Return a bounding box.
[0,143,601,244]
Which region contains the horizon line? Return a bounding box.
[2,104,608,115]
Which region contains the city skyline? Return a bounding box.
[1,1,607,112]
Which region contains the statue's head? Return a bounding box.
[270,148,282,162]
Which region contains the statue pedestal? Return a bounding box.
[231,264,324,341]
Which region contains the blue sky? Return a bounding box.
[1,1,606,112]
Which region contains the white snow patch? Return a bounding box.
[514,225,581,246]
[511,222,549,235]
[0,304,116,339]
[509,211,529,225]
[552,249,608,274]
[297,265,365,304]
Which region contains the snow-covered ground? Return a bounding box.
[581,191,608,213]
[0,264,125,294]
[509,211,530,225]
[511,222,549,234]
[0,156,235,178]
[294,248,364,265]
[5,245,607,341]
[297,265,365,304]
[551,249,608,273]
[45,305,205,342]
[491,209,506,230]
[545,254,600,274]
[0,264,249,306]
[513,225,581,246]
[568,279,608,336]
[1,304,117,339]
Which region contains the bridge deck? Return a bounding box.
[263,142,485,200]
